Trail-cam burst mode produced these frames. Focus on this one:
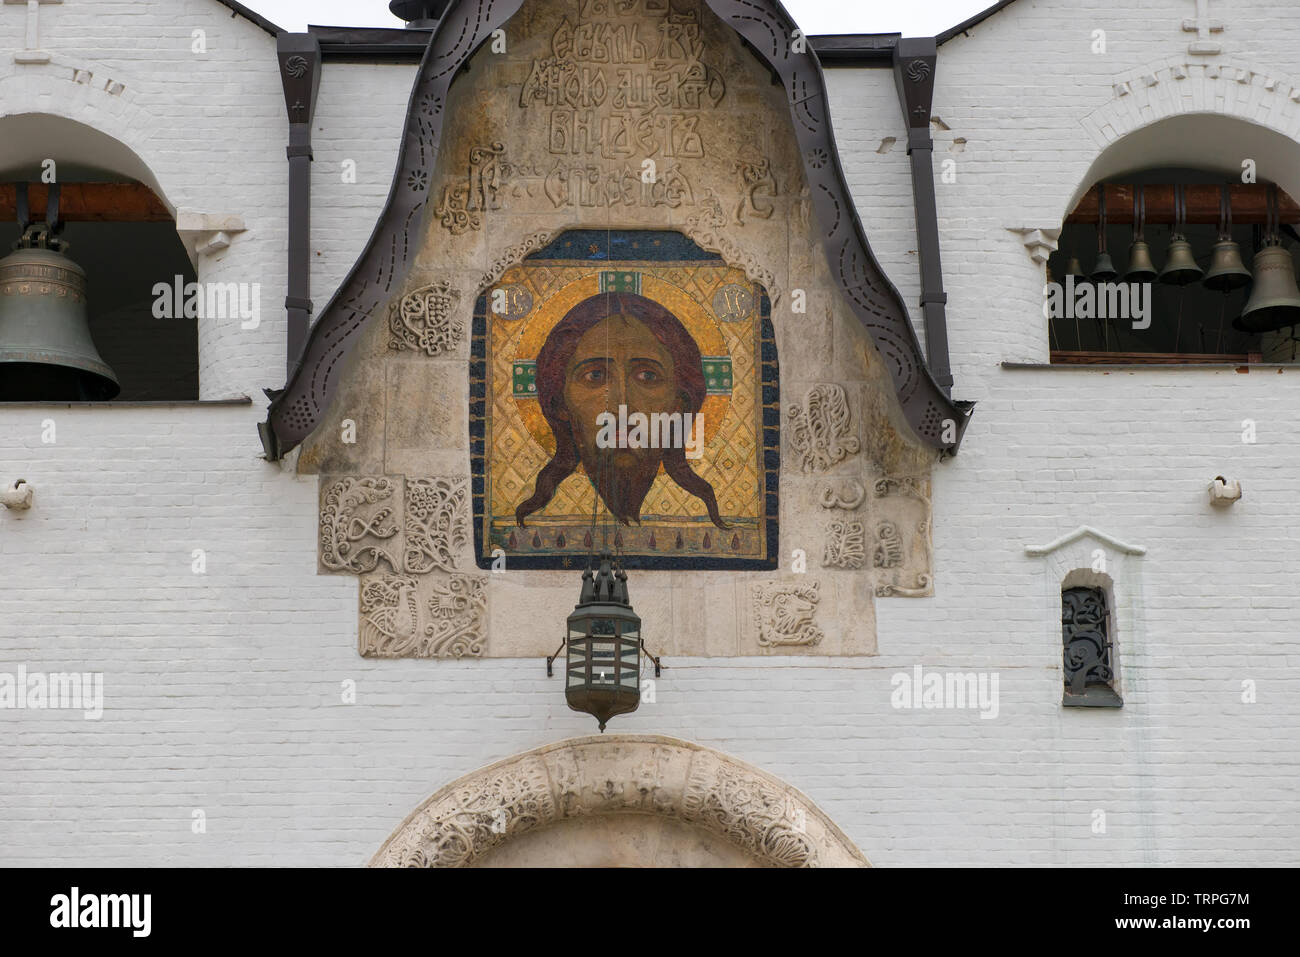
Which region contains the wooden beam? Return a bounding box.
[1051,350,1259,365]
[0,182,171,223]
[1066,184,1300,225]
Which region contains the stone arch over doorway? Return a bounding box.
[370,734,869,868]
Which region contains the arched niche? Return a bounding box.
[371,734,869,868]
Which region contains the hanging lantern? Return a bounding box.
[1203,185,1252,291]
[1159,184,1204,286]
[1090,185,1118,281]
[558,553,643,731]
[1235,185,1300,333]
[1123,186,1158,282]
[0,224,119,401]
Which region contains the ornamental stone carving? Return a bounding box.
[404,477,469,573]
[370,735,869,868]
[388,280,462,356]
[319,477,401,574]
[788,384,860,473]
[819,478,866,510]
[752,580,823,648]
[823,520,866,569]
[873,521,903,568]
[681,749,815,868]
[359,572,487,658]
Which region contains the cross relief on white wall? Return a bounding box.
[5,0,60,65]
[1183,0,1225,56]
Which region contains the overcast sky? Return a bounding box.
[243,0,994,37]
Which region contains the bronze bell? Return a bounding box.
[1159,235,1203,286]
[1203,239,1252,291]
[1234,244,1300,333]
[1090,251,1118,281]
[1124,240,1158,281]
[0,226,118,401]
[1065,255,1084,278]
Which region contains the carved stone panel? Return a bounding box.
[359,572,488,658]
[751,580,823,649]
[319,477,402,574]
[788,384,860,473]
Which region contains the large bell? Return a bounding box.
[1124,240,1158,281]
[1203,239,1252,291]
[1159,235,1203,286]
[0,228,119,401]
[1235,244,1300,333]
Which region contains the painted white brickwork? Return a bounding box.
[1,0,1297,866]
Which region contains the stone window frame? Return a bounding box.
[1025,526,1145,711]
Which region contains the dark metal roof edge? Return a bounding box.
[307,24,900,64]
[214,0,284,35]
[936,0,1019,45]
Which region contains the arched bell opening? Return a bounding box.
[0,114,197,401]
[1049,115,1300,363]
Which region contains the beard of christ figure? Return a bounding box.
[515,291,728,529]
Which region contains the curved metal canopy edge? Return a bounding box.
[260,0,972,459]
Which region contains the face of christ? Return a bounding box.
[514,291,728,530]
[560,314,683,521]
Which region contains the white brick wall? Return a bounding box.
[1,0,1297,866]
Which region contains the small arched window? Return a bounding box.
[1062,585,1122,708]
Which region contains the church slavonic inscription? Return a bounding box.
[521,1,725,161]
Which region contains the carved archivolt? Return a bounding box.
[389,280,462,356]
[752,580,823,647]
[788,384,860,473]
[370,735,869,868]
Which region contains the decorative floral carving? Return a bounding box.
[788,384,860,472]
[823,520,866,569]
[360,573,487,658]
[319,477,401,573]
[388,280,461,355]
[682,751,817,867]
[404,477,469,574]
[752,581,823,647]
[873,474,930,508]
[873,521,903,568]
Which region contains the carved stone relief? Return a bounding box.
[360,572,488,658]
[788,384,861,473]
[319,477,402,574]
[752,580,823,648]
[823,520,866,570]
[388,280,462,355]
[371,735,869,868]
[404,477,469,574]
[871,474,934,598]
[320,475,482,656]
